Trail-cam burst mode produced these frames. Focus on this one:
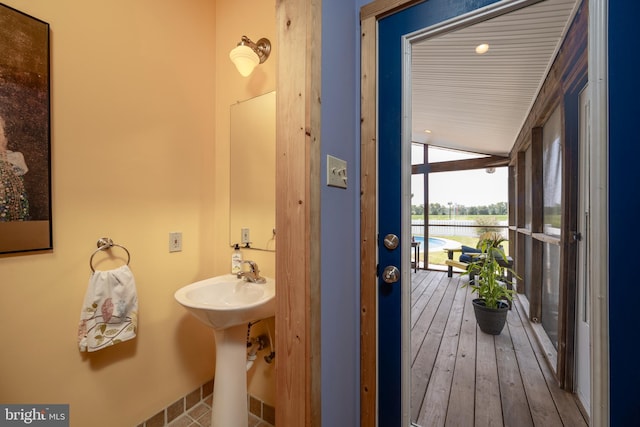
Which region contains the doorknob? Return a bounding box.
[382,266,400,284]
[383,234,399,250]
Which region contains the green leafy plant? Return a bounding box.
[463,233,516,309]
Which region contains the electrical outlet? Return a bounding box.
[169,232,182,252]
[327,155,348,189]
[241,228,250,244]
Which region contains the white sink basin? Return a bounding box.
[174,274,275,330]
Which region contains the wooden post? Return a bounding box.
[275,0,322,425]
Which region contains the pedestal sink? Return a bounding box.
[174,274,275,427]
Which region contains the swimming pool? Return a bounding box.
[413,236,455,251]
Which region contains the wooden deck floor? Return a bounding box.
[410,269,588,427]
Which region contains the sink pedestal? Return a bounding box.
[211,324,248,427]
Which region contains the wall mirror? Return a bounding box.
[229,91,275,251]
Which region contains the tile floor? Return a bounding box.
[137,379,274,427]
[166,397,273,427]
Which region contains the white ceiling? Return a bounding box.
[411,0,579,156]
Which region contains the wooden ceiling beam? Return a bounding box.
[420,155,510,173]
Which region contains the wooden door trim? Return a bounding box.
[359,12,378,427]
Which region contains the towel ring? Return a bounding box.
[90,237,131,272]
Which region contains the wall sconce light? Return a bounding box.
[229,36,271,77]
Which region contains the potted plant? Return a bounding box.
[463,234,515,335]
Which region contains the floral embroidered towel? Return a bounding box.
[77,265,138,352]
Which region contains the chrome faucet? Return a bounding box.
[237,260,266,284]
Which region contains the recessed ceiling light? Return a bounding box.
[424,129,432,134]
[475,43,490,54]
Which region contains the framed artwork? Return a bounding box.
[0,3,51,254]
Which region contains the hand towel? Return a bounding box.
[77,265,138,352]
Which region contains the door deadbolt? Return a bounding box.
[382,266,400,284]
[383,234,399,250]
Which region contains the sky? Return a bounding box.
[412,168,508,206]
[411,145,508,207]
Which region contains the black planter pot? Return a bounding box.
[472,298,509,335]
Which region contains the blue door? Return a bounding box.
[377,1,499,425]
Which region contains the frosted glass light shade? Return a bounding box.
[229,45,259,77]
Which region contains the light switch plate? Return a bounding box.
[327,155,347,189]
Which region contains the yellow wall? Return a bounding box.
[0,0,275,425]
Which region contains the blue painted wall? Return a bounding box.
[320,0,363,425]
[608,1,640,425]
